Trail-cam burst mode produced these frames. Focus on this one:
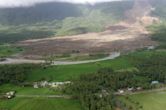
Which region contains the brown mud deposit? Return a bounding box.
[16,0,158,59]
[17,23,156,59]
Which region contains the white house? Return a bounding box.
[5,91,15,99]
[151,81,159,85]
[118,90,124,94]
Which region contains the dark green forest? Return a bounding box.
[64,53,166,110]
[0,64,39,85]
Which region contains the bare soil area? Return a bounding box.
[17,23,157,59]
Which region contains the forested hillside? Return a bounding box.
[0,0,165,43]
[0,1,134,43]
[0,1,133,25]
[0,2,82,25]
[151,0,166,19]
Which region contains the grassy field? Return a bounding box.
[0,50,166,110]
[28,55,132,82]
[120,91,166,110]
[27,50,166,82]
[49,53,109,61]
[0,84,82,110]
[0,84,62,95]
[0,44,23,57]
[0,98,82,110]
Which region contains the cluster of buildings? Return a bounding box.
[0,91,16,99]
[118,87,142,94]
[118,81,160,94]
[33,81,71,88]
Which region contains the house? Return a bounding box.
[147,46,155,50]
[127,87,134,91]
[136,87,142,91]
[40,81,49,87]
[33,82,39,88]
[151,81,159,85]
[5,91,16,99]
[49,81,71,88]
[118,90,124,94]
[33,81,49,88]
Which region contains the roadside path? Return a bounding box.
[16,87,166,99]
[114,87,166,96]
[0,52,120,65]
[16,94,71,99]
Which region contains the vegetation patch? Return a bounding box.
[0,98,82,110]
[120,91,166,110]
[28,55,132,82]
[0,64,40,85]
[0,84,62,95]
[0,44,23,58]
[148,22,166,49]
[48,53,109,61]
[63,50,166,110]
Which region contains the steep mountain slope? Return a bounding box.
[0,1,134,25]
[0,2,82,25]
[150,0,166,19]
[0,1,135,43]
[0,0,165,43]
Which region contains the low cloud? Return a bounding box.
[0,0,122,8]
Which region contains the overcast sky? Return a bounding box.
[0,0,122,8]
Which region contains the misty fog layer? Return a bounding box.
[0,0,122,7]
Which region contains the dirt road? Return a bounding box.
[0,52,120,65]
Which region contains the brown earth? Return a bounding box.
[15,0,159,59]
[17,23,157,59]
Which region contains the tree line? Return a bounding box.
[0,64,39,85]
[64,54,166,110]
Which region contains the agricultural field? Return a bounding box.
[27,54,132,82]
[0,85,82,110]
[0,49,165,110]
[0,84,62,95]
[120,91,166,110]
[0,98,82,110]
[27,50,166,82]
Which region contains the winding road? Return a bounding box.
[0,52,120,65]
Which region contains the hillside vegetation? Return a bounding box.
[0,98,82,110]
[64,50,166,110]
[120,91,166,110]
[0,1,134,43]
[151,0,166,19]
[0,44,23,57]
[148,22,166,49]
